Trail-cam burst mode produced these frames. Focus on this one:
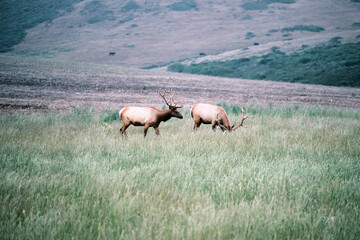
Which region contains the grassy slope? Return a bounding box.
[7,0,360,68]
[167,41,360,87]
[1,106,359,239]
[0,0,82,52]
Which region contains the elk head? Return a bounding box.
[158,88,184,119]
[216,106,248,132]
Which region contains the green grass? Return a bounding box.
[1,106,359,239]
[167,42,360,87]
[0,0,82,53]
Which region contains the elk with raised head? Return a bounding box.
[190,103,248,132]
[119,88,184,137]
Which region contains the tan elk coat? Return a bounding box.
[119,89,183,137]
[190,103,247,131]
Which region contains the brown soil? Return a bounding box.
[0,56,359,113]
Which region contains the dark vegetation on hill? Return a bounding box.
[167,0,198,11]
[167,41,360,87]
[241,0,295,10]
[0,0,201,53]
[0,0,82,52]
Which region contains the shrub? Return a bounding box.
[270,0,295,3]
[81,1,104,14]
[245,32,256,39]
[241,0,295,10]
[328,36,342,45]
[271,46,285,54]
[167,0,197,11]
[269,29,279,33]
[167,63,185,72]
[281,25,325,32]
[241,2,268,10]
[241,14,252,20]
[118,15,134,24]
[120,1,140,12]
[299,57,311,64]
[87,11,116,24]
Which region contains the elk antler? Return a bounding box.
[158,88,184,108]
[232,106,248,130]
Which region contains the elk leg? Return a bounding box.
[211,120,217,132]
[143,124,150,137]
[193,120,201,131]
[120,123,130,137]
[154,126,160,136]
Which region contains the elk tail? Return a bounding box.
[119,107,126,119]
[190,104,195,118]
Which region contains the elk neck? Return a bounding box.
[157,109,173,122]
[218,107,232,130]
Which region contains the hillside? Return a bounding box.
[166,41,360,87]
[2,0,360,68]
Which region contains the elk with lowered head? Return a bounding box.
[119,88,183,137]
[190,103,248,132]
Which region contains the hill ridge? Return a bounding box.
[4,0,359,67]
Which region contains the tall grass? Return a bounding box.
[1,106,359,239]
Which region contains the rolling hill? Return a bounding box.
[2,0,360,69]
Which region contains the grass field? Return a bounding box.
[1,105,359,239]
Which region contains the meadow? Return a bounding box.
[1,105,359,239]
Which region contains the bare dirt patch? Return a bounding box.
[0,56,359,113]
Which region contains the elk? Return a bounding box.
[119,88,184,137]
[190,103,248,132]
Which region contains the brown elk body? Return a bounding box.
[190,103,247,132]
[119,89,183,137]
